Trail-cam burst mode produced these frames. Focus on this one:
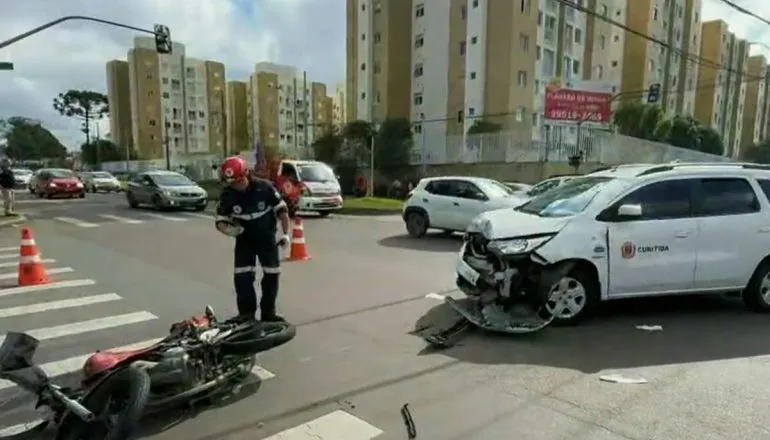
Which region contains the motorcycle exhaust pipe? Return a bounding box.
[50,387,95,422]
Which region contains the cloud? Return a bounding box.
[702,0,770,56]
[0,0,344,150]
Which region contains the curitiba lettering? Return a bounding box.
[637,245,669,253]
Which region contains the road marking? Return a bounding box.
[425,293,446,300]
[0,293,122,318]
[0,258,54,269]
[262,410,384,440]
[142,213,187,222]
[53,217,100,228]
[0,247,17,253]
[0,311,158,346]
[0,279,96,298]
[0,267,73,280]
[180,212,213,220]
[0,253,17,260]
[0,337,277,391]
[98,214,144,224]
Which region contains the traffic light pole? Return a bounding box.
[0,16,162,50]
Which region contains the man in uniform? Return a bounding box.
[215,156,291,322]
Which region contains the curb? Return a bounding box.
[336,209,402,216]
[0,215,28,228]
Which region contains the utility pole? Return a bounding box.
[292,77,299,154]
[94,121,101,170]
[164,124,171,170]
[302,71,309,159]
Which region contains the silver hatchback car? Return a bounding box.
[126,170,208,211]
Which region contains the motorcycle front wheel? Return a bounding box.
[57,365,150,440]
[219,321,296,356]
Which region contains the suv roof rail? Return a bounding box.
[636,161,769,176]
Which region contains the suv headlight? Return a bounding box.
[488,234,556,255]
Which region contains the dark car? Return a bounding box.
[32,168,85,199]
[126,170,208,211]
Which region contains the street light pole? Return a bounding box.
[369,130,375,197]
[164,124,171,170]
[0,16,160,50]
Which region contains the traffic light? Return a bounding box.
[647,83,661,104]
[153,24,172,54]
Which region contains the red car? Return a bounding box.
[32,168,85,199]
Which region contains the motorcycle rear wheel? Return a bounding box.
[219,321,296,356]
[57,365,150,440]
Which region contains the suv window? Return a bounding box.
[698,178,759,216]
[424,179,456,196]
[757,179,770,201]
[527,179,560,197]
[454,180,485,200]
[617,179,694,220]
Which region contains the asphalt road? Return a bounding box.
[1,192,769,439]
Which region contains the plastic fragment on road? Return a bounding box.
[599,374,648,384]
[401,403,417,439]
[635,324,663,332]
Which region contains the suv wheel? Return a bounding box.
[405,211,428,238]
[544,266,599,326]
[742,260,770,312]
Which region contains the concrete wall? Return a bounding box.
[380,161,605,184]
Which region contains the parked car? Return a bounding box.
[402,176,529,238]
[126,170,208,211]
[31,168,85,199]
[503,181,532,193]
[80,171,122,193]
[278,160,343,217]
[11,168,32,188]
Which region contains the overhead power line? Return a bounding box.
[716,0,770,28]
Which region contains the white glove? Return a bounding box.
[277,234,290,247]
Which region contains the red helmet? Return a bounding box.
[219,156,248,182]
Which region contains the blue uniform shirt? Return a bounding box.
[216,178,287,243]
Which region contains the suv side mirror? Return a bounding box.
[617,203,642,217]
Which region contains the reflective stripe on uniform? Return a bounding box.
[231,209,271,220]
[263,266,281,274]
[273,201,287,212]
[234,266,256,274]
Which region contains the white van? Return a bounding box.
[278,160,343,217]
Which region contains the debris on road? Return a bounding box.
[599,374,648,384]
[400,403,417,439]
[635,324,663,332]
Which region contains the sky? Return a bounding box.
[0,0,768,150]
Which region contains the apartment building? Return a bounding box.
[125,37,226,161]
[332,82,346,125]
[739,55,768,152]
[582,0,626,96]
[620,0,700,116]
[245,62,328,156]
[694,20,749,157]
[105,60,133,151]
[225,81,249,154]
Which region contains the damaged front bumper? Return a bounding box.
[448,233,571,334]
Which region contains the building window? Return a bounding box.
[611,60,618,67]
[415,34,424,48]
[457,110,464,123]
[414,93,423,105]
[373,61,381,74]
[361,33,366,41]
[574,28,582,44]
[470,72,476,79]
[149,119,157,126]
[374,32,381,43]
[520,33,529,51]
[361,92,366,99]
[414,63,424,77]
[361,63,366,71]
[361,2,365,11]
[468,107,476,116]
[460,41,466,55]
[517,70,527,87]
[162,77,168,84]
[414,124,422,133]
[472,0,479,7]
[415,3,424,17]
[148,90,154,97]
[460,5,466,19]
[471,36,478,44]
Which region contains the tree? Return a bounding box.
[52,90,109,146]
[342,120,376,162]
[311,124,343,164]
[467,119,502,135]
[80,139,137,166]
[655,115,700,151]
[742,139,770,163]
[374,118,412,167]
[613,101,648,137]
[2,117,66,160]
[697,126,725,156]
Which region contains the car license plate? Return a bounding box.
[456,258,480,286]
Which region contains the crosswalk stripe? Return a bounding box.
[53,217,99,228]
[0,247,16,252]
[0,311,158,345]
[262,410,384,440]
[0,258,54,269]
[142,213,187,222]
[0,253,17,260]
[0,293,122,318]
[0,337,162,391]
[98,214,144,224]
[0,267,72,281]
[181,212,213,220]
[0,279,96,298]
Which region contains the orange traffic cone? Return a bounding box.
[18,228,49,286]
[288,217,311,261]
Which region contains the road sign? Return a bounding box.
[647,83,661,104]
[153,24,172,54]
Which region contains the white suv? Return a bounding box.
[456,162,770,326]
[403,176,528,238]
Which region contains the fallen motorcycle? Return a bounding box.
[81,306,295,413]
[0,332,150,440]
